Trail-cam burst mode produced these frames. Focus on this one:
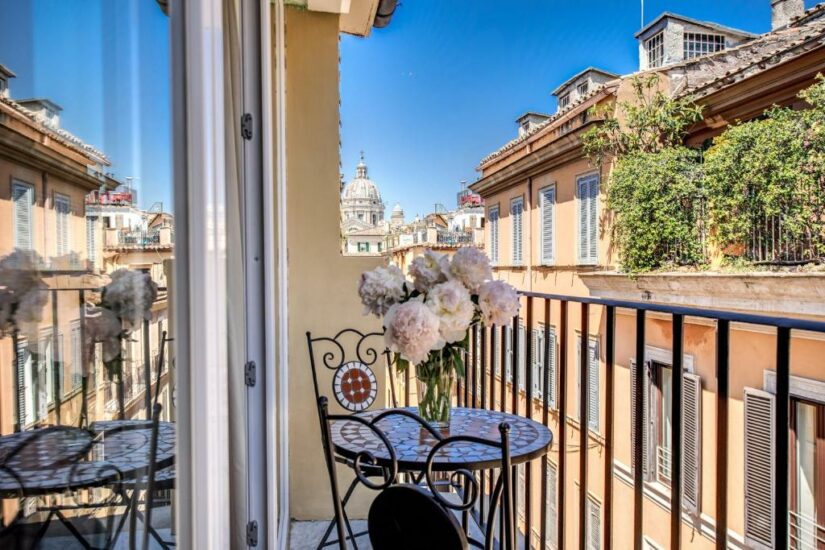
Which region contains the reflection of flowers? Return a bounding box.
[101,269,158,330]
[0,250,47,341]
[358,265,406,317]
[84,306,123,363]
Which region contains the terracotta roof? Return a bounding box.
[0,95,110,164]
[666,13,825,99]
[476,81,617,169]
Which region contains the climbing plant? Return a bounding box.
[582,74,706,272]
[704,76,825,264]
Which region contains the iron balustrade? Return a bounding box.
[445,290,825,550]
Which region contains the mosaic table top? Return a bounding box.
[331,407,552,471]
[0,420,175,496]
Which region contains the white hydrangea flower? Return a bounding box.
[478,280,520,327]
[85,306,124,362]
[358,265,406,317]
[408,249,450,293]
[426,280,475,343]
[448,247,492,293]
[102,269,159,331]
[383,299,443,365]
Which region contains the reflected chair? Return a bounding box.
[306,329,398,549]
[316,397,516,550]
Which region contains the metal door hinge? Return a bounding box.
[246,520,258,546]
[241,113,254,140]
[245,361,257,387]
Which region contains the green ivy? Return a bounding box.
[704,76,825,262]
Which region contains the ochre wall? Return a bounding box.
[284,7,385,520]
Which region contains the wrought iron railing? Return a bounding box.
[394,291,825,549]
[436,230,473,246]
[656,445,672,485]
[747,213,824,265]
[789,510,825,550]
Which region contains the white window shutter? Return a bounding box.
[587,497,601,550]
[12,182,33,250]
[518,324,526,391]
[532,329,543,399]
[494,329,501,375]
[743,387,775,550]
[588,177,599,262]
[547,329,557,410]
[55,195,71,256]
[517,464,525,519]
[546,460,558,548]
[681,372,702,515]
[578,179,588,261]
[588,340,600,432]
[511,198,523,265]
[540,187,555,264]
[630,359,651,478]
[86,216,97,264]
[489,207,499,264]
[505,326,512,381]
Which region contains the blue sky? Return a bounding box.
[0,0,170,210]
[341,0,818,218]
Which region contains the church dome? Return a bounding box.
[341,153,381,202]
[392,203,403,214]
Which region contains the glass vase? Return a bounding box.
[415,354,455,430]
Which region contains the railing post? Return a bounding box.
[774,326,790,550]
[541,298,551,550]
[579,302,589,550]
[525,296,533,547]
[715,319,729,549]
[671,314,684,550]
[604,305,615,550]
[633,309,646,550]
[558,300,568,549]
[51,288,62,425]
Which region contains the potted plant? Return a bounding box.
[358,247,519,428]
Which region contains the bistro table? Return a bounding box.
[0,420,175,496]
[330,406,552,472]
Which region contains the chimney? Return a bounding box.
[771,0,805,30]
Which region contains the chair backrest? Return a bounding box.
[306,329,397,413]
[316,400,516,550]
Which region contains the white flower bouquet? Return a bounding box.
[359,247,520,427]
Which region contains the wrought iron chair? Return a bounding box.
[316,397,516,550]
[306,329,398,549]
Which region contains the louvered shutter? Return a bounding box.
[86,216,97,264]
[681,373,702,515]
[532,329,543,399]
[587,497,601,550]
[547,329,557,410]
[517,464,525,519]
[540,186,555,264]
[505,326,512,381]
[12,182,33,250]
[578,179,588,261]
[16,338,30,426]
[546,460,558,548]
[588,176,599,262]
[512,198,523,265]
[518,324,526,391]
[55,194,70,256]
[588,340,600,432]
[494,329,501,375]
[743,387,775,550]
[630,359,651,478]
[489,207,499,264]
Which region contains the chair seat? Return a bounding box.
[368,484,468,550]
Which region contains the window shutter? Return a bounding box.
[743,387,775,549]
[12,182,33,250]
[547,329,557,410]
[86,216,97,264]
[587,497,601,550]
[546,459,558,549]
[504,326,513,382]
[512,198,523,265]
[489,208,499,264]
[681,373,702,515]
[16,339,29,426]
[588,340,600,432]
[494,329,501,375]
[55,195,70,256]
[518,324,526,391]
[532,328,543,399]
[630,359,651,478]
[540,187,555,264]
[588,177,599,262]
[517,464,525,519]
[578,179,588,261]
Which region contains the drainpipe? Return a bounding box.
[526,176,533,293]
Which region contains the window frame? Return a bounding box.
[683,32,725,60]
[577,81,589,96]
[646,31,664,68]
[558,93,570,110]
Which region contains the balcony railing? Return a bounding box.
[436,229,474,246]
[789,510,825,550]
[392,290,825,549]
